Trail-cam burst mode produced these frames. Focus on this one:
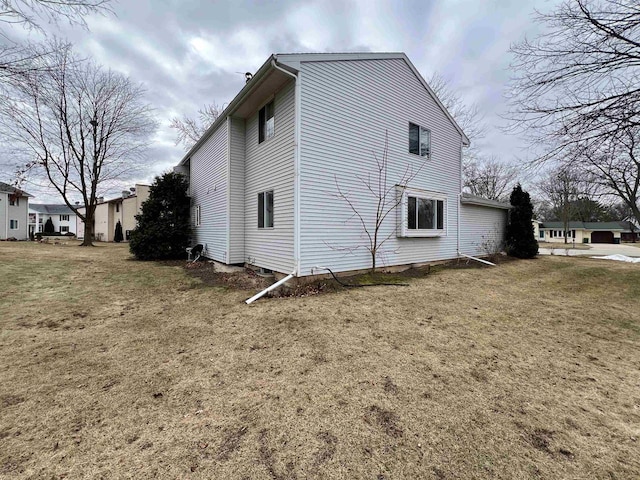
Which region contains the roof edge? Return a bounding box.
[461,193,511,210]
[178,54,279,166]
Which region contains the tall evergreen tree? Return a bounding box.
[114,220,123,243]
[129,172,191,260]
[44,217,54,233]
[506,184,538,258]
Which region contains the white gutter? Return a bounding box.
[271,57,301,275]
[459,253,496,266]
[245,270,296,304]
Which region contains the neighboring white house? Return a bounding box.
[175,53,510,277]
[0,181,31,240]
[28,204,78,237]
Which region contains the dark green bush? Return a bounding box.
[44,217,55,234]
[114,220,123,243]
[129,172,191,260]
[505,184,538,259]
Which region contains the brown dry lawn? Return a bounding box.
[1,242,639,479]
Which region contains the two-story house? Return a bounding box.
[28,204,78,237]
[0,181,31,240]
[175,53,509,277]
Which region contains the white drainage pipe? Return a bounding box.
[459,253,496,266]
[245,270,296,304]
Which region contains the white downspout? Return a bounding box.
[271,58,301,276]
[457,140,462,257]
[245,270,296,304]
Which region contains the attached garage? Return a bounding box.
[590,230,614,244]
[460,194,510,257]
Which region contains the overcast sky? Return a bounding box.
[6,0,558,202]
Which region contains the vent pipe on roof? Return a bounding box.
[122,190,131,198]
[97,196,104,203]
[245,72,252,83]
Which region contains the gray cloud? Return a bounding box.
[3,0,558,201]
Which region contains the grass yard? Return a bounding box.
[1,242,640,479]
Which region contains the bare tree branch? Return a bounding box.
[0,42,157,245]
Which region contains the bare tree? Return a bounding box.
[0,0,112,30]
[508,0,640,225]
[332,133,428,273]
[537,166,597,243]
[571,125,640,224]
[429,72,486,163]
[0,44,156,246]
[170,102,223,150]
[463,156,517,201]
[0,1,113,77]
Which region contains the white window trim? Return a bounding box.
[396,186,447,238]
[258,99,276,145]
[409,122,432,159]
[195,205,201,227]
[258,190,274,229]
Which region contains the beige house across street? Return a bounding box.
[535,221,634,244]
[77,184,150,241]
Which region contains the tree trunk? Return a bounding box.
[80,215,94,246]
[371,250,376,275]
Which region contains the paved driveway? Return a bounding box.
[539,243,640,257]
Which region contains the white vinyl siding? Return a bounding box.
[460,204,507,257]
[228,117,246,263]
[190,122,228,262]
[244,80,295,273]
[298,58,463,275]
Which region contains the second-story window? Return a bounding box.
[259,101,275,143]
[409,122,431,158]
[60,215,69,221]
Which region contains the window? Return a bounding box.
[60,226,69,233]
[38,224,43,232]
[9,197,18,206]
[398,188,445,237]
[9,219,18,229]
[258,190,274,228]
[539,230,545,239]
[408,196,443,230]
[259,101,275,143]
[60,214,69,221]
[115,203,120,213]
[195,205,201,227]
[409,122,431,158]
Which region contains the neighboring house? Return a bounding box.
[175,52,510,277]
[619,220,639,242]
[537,221,627,244]
[28,204,78,237]
[77,185,150,241]
[0,181,31,240]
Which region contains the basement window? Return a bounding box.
[60,226,69,233]
[409,122,431,158]
[259,101,275,143]
[258,190,274,228]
